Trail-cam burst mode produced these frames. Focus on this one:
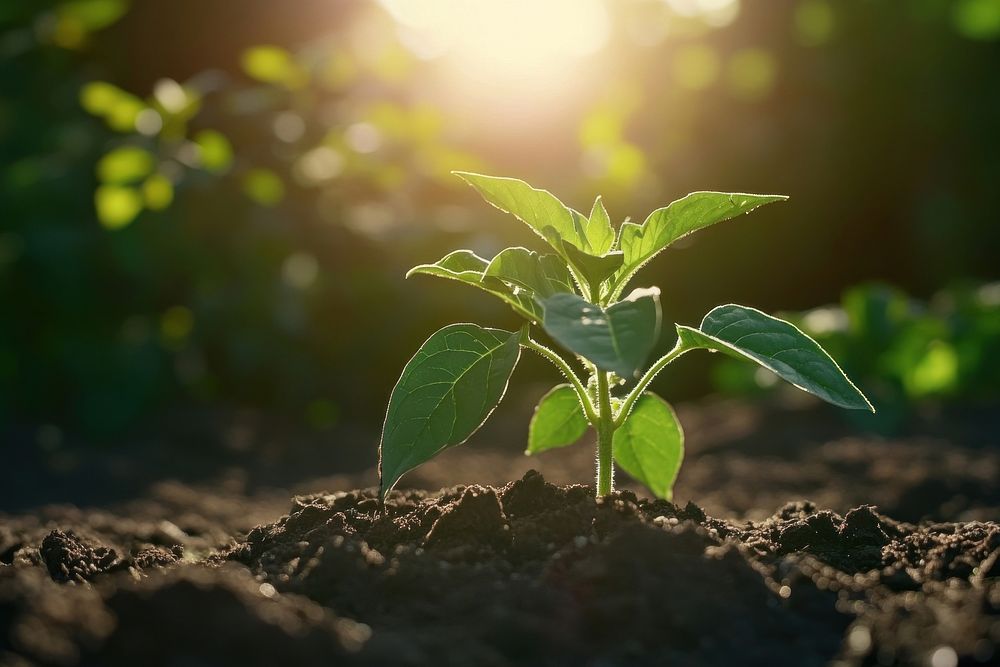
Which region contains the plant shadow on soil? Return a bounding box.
[1,397,999,666]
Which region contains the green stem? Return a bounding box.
[522,338,598,423]
[595,370,614,497]
[567,266,593,303]
[587,277,603,308]
[614,340,688,428]
[607,276,628,304]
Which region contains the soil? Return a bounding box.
[1,398,998,666]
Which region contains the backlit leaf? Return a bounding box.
[243,168,285,206]
[677,304,874,411]
[613,392,684,500]
[379,324,522,497]
[526,384,589,455]
[454,171,590,254]
[57,0,129,31]
[585,195,616,255]
[241,45,307,88]
[542,287,661,378]
[80,81,147,132]
[409,249,489,280]
[80,81,126,115]
[562,241,624,295]
[407,250,541,322]
[484,247,574,299]
[194,130,233,173]
[95,185,142,229]
[142,174,173,210]
[97,147,155,184]
[612,192,787,296]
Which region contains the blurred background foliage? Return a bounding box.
[713,282,1000,434]
[1,0,999,448]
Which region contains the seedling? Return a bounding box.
[379,173,873,501]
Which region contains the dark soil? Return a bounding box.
[2,468,999,666]
[7,396,997,522]
[2,398,998,666]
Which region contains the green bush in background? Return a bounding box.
[713,282,1000,432]
[2,0,998,445]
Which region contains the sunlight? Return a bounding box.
[379,0,610,86]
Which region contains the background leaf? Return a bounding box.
[242,168,285,206]
[96,146,154,184]
[613,392,684,500]
[677,304,874,411]
[57,0,130,32]
[613,192,787,295]
[542,287,661,377]
[95,184,143,229]
[379,324,522,497]
[241,45,307,88]
[193,130,233,173]
[142,173,173,210]
[526,384,589,455]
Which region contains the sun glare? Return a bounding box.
[379,0,610,86]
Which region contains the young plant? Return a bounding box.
[378,173,874,501]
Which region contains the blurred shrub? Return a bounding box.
[2,0,999,447]
[952,0,1000,40]
[712,282,1000,432]
[77,38,485,229]
[0,1,487,443]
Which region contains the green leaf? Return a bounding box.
[80,81,128,115]
[241,45,308,88]
[79,81,145,132]
[194,130,233,173]
[526,384,589,455]
[57,0,129,31]
[142,174,174,210]
[613,392,684,500]
[585,195,616,255]
[96,147,155,184]
[379,324,522,498]
[454,171,590,253]
[243,168,285,206]
[562,242,624,294]
[484,247,574,299]
[95,185,143,229]
[542,287,661,378]
[677,304,874,411]
[612,192,787,295]
[409,248,489,278]
[407,250,542,322]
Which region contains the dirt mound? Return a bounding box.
[2,470,999,666]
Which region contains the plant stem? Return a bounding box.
[614,340,689,428]
[521,338,598,423]
[595,370,615,497]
